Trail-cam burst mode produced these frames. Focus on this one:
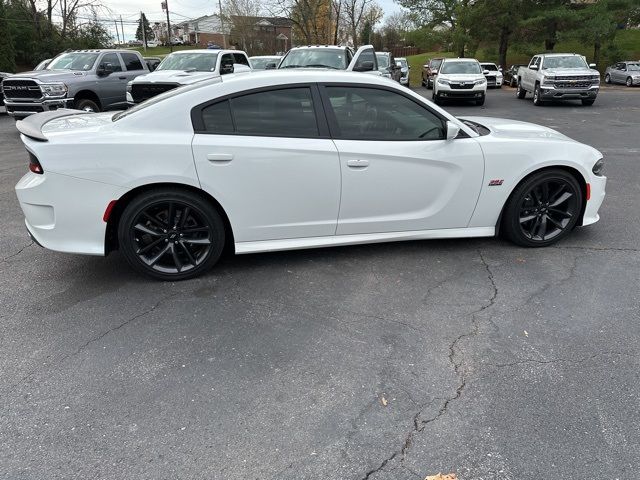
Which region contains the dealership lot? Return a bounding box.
[1,86,639,479]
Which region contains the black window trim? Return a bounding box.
[120,51,144,71]
[191,83,330,139]
[317,82,454,142]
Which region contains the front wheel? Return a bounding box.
[516,82,526,99]
[627,77,633,87]
[502,169,582,247]
[74,98,100,113]
[118,189,225,280]
[604,73,611,84]
[475,94,485,106]
[532,85,544,106]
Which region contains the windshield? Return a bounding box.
[397,59,408,68]
[376,53,390,69]
[627,63,640,71]
[481,64,498,71]
[47,52,99,71]
[542,56,588,69]
[279,49,347,70]
[440,61,481,74]
[250,57,279,69]
[157,52,218,72]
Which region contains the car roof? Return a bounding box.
[249,55,281,59]
[168,49,239,55]
[443,58,479,62]
[538,53,582,57]
[220,69,396,88]
[288,45,346,50]
[480,62,497,65]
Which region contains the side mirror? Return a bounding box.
[220,62,234,75]
[446,121,461,140]
[483,69,490,75]
[589,63,596,68]
[530,64,539,71]
[353,60,374,72]
[97,63,115,76]
[265,62,277,70]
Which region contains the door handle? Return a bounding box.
[207,153,233,162]
[346,159,369,168]
[118,76,127,80]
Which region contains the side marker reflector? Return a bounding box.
[103,200,117,222]
[586,183,591,201]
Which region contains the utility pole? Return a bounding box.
[120,15,125,45]
[218,0,226,48]
[162,1,172,52]
[141,11,147,51]
[114,20,120,45]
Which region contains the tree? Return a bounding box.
[136,12,154,46]
[343,0,382,47]
[274,0,333,44]
[0,0,16,72]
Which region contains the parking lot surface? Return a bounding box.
[1,86,639,480]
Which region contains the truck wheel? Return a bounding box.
[582,99,595,106]
[604,73,611,84]
[627,77,633,87]
[516,82,526,99]
[532,85,544,106]
[475,94,485,106]
[75,98,100,113]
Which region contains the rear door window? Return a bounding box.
[121,53,144,71]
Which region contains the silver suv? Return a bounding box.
[2,49,149,118]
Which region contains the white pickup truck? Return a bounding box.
[516,53,600,106]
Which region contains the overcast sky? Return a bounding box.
[97,0,402,41]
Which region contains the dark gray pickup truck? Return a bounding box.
[2,49,149,118]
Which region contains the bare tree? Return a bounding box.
[271,0,333,44]
[342,0,381,47]
[222,0,263,51]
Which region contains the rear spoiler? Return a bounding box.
[16,109,90,142]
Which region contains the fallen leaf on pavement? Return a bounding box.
[380,396,388,407]
[524,330,529,337]
[425,474,457,480]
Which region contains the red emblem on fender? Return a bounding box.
[488,179,504,186]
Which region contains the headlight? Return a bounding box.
[592,158,605,176]
[542,76,555,85]
[41,83,67,97]
[437,78,450,85]
[474,78,486,85]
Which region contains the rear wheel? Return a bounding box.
[502,169,582,247]
[627,77,633,87]
[74,98,100,113]
[118,189,225,280]
[516,82,526,99]
[604,73,611,84]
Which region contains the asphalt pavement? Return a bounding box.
[1,86,639,480]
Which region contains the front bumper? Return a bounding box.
[4,97,75,117]
[400,75,409,85]
[540,85,598,100]
[15,170,124,256]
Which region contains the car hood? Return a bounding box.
[131,70,220,85]
[438,73,484,81]
[9,69,91,82]
[461,116,572,141]
[541,67,599,76]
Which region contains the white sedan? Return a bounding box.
[15,71,606,280]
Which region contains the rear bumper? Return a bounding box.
[15,170,124,256]
[4,97,75,117]
[540,85,598,100]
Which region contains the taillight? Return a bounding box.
[28,152,43,174]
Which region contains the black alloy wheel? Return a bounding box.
[118,189,225,280]
[502,169,582,247]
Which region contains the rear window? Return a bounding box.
[121,53,144,71]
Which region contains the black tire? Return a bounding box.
[582,98,596,106]
[510,78,516,88]
[427,77,433,90]
[604,73,611,84]
[74,98,100,113]
[502,169,583,247]
[118,189,225,280]
[432,90,442,105]
[532,84,544,106]
[421,78,426,87]
[627,77,633,87]
[476,94,485,106]
[516,82,526,99]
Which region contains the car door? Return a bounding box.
[615,63,627,84]
[191,85,341,242]
[319,84,484,235]
[96,52,126,108]
[347,45,380,75]
[523,57,538,90]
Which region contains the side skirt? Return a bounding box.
[235,227,495,254]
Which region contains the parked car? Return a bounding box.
[604,61,640,87]
[0,71,12,108]
[14,70,606,280]
[503,64,525,87]
[422,57,445,89]
[144,57,162,72]
[2,49,149,118]
[432,58,487,106]
[376,51,402,82]
[34,59,52,71]
[127,49,251,104]
[396,57,410,86]
[479,62,503,88]
[516,53,600,106]
[249,55,282,70]
[275,45,380,75]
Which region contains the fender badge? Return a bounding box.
[488,179,504,186]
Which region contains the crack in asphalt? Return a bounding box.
[360,250,498,480]
[489,350,640,368]
[552,245,640,253]
[1,241,34,263]
[4,292,179,396]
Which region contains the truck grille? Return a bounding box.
[554,75,593,81]
[486,75,496,86]
[554,80,592,89]
[2,80,42,100]
[131,83,179,103]
[450,82,474,89]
